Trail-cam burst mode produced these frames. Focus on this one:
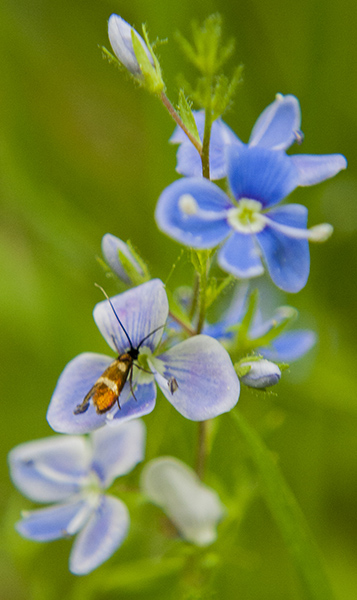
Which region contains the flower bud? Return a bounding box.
[140,457,225,546]
[101,233,145,285]
[108,14,154,77]
[238,359,281,389]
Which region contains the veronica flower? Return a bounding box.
[47,279,240,433]
[204,285,316,363]
[156,140,346,292]
[8,420,145,575]
[140,457,225,546]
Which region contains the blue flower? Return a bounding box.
[204,285,317,363]
[8,420,145,575]
[156,140,346,291]
[47,279,240,432]
[170,94,346,187]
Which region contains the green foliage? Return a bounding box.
[175,14,235,76]
[231,411,336,600]
[177,90,201,145]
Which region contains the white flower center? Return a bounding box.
[227,198,266,234]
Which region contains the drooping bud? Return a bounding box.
[140,457,225,546]
[237,358,281,389]
[101,233,148,286]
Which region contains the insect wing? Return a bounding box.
[74,355,133,415]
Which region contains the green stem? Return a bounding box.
[201,108,212,179]
[168,310,195,336]
[195,420,208,480]
[160,91,202,155]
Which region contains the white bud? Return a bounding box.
[108,14,154,77]
[101,233,144,285]
[240,359,281,389]
[140,457,225,546]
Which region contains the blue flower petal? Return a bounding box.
[226,145,300,208]
[8,436,91,503]
[94,279,168,354]
[266,203,308,228]
[111,380,157,424]
[69,495,129,575]
[249,94,301,151]
[91,420,146,487]
[256,225,310,293]
[156,178,232,248]
[175,142,203,177]
[290,154,347,186]
[218,232,264,279]
[151,335,240,420]
[16,499,91,541]
[260,330,317,362]
[170,112,241,180]
[47,353,114,434]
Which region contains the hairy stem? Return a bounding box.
[160,91,202,155]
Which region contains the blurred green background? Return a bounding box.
[1,0,356,598]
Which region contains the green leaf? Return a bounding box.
[177,90,201,144]
[211,65,244,119]
[175,14,235,77]
[230,411,336,600]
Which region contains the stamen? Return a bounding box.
[227,199,265,234]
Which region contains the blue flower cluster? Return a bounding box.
[156,95,346,292]
[8,13,347,577]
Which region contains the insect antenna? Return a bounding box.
[137,324,166,350]
[95,283,134,350]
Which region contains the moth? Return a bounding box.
[74,287,167,415]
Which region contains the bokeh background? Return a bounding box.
[1,0,356,598]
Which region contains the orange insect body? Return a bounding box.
[74,352,136,415]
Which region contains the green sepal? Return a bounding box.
[100,46,122,69]
[177,90,201,145]
[118,240,151,286]
[131,27,165,95]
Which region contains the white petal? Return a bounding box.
[141,457,225,546]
